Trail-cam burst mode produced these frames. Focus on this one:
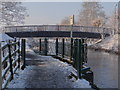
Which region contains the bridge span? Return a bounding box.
[4,25,114,39]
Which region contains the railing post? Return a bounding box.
[0,43,2,90]
[8,40,14,80]
[45,38,48,56]
[56,38,58,56]
[21,39,26,69]
[18,40,20,68]
[78,39,82,79]
[82,39,85,64]
[62,38,65,58]
[70,38,73,61]
[39,39,41,55]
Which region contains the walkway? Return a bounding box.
[7,51,91,88]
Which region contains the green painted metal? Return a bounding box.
[70,38,73,61]
[45,38,48,56]
[39,39,41,55]
[21,39,26,69]
[56,38,58,56]
[62,38,65,58]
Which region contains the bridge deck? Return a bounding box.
[5,31,102,39]
[7,51,90,88]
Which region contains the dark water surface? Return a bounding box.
[87,49,118,88]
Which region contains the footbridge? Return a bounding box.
[4,25,114,39]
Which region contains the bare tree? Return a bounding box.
[78,2,107,27]
[0,2,28,26]
[61,16,70,25]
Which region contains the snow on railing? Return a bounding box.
[0,39,25,89]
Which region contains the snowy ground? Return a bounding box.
[89,34,118,53]
[7,48,91,88]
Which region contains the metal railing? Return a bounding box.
[0,39,26,89]
[38,38,92,79]
[4,25,114,36]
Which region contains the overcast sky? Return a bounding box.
[22,2,118,25]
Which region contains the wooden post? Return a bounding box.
[0,43,2,90]
[62,38,65,58]
[8,41,13,80]
[56,38,58,56]
[39,39,41,55]
[21,39,26,69]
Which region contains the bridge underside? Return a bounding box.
[5,31,101,39]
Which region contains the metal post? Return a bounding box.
[18,40,20,68]
[45,38,48,56]
[0,43,2,90]
[8,41,13,80]
[56,38,58,56]
[39,39,41,55]
[70,38,73,61]
[82,39,85,64]
[62,38,65,58]
[78,39,82,79]
[73,39,77,68]
[21,39,26,69]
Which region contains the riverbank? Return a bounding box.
[88,34,119,55]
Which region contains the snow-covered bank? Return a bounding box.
[0,33,14,42]
[88,34,119,54]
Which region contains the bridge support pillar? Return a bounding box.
[0,43,2,90]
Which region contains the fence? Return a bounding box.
[38,38,93,80]
[0,39,26,89]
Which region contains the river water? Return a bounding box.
[87,49,118,88]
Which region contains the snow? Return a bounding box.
[90,34,118,52]
[0,33,14,42]
[7,47,91,88]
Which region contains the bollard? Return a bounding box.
[0,43,2,90]
[39,39,41,55]
[21,39,26,70]
[8,40,14,80]
[56,38,58,56]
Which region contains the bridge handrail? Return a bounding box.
[0,39,23,89]
[4,25,114,35]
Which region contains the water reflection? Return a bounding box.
[87,49,118,88]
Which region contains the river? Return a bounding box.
[87,49,118,88]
